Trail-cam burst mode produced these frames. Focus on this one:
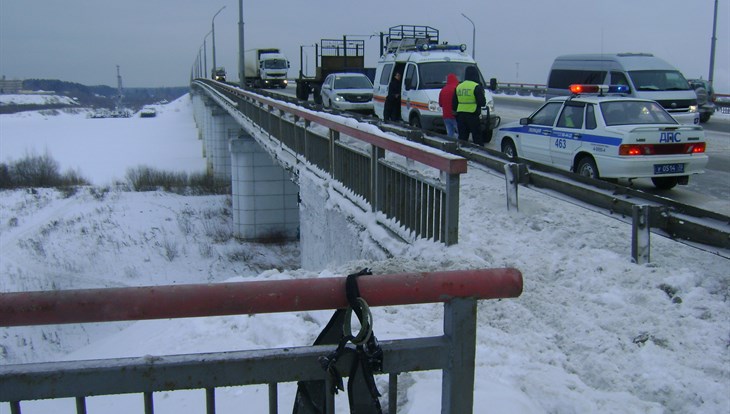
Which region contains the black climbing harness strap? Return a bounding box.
[294,268,383,414]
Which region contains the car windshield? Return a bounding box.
[628,70,691,91]
[417,62,484,89]
[333,75,373,89]
[263,59,288,69]
[600,101,678,126]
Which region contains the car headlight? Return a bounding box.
[689,104,698,113]
[334,95,344,102]
[428,100,441,112]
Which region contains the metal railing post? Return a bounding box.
[329,129,339,176]
[75,396,87,414]
[443,171,460,245]
[268,383,278,414]
[370,145,385,211]
[144,391,154,414]
[442,298,477,414]
[205,387,216,414]
[389,373,399,414]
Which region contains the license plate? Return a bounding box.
[653,163,685,175]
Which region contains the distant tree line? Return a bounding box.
[0,79,188,114]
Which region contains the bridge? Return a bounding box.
[191,78,468,269]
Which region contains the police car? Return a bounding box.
[494,85,708,189]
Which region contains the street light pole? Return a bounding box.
[211,5,226,78]
[203,30,212,79]
[461,13,476,59]
[708,0,718,85]
[239,0,245,88]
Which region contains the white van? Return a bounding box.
[373,25,499,141]
[546,53,699,125]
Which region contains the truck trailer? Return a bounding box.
[244,48,290,89]
[295,38,374,104]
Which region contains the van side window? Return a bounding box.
[610,71,629,88]
[379,64,394,86]
[557,104,584,129]
[404,64,418,90]
[548,69,607,89]
[585,104,597,130]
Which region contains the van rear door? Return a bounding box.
[373,63,393,119]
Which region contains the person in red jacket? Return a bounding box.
[438,73,459,138]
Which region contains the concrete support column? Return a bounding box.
[209,110,237,180]
[230,134,299,241]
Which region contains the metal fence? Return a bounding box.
[194,80,467,245]
[0,268,523,414]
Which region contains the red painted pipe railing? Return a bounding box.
[0,268,522,327]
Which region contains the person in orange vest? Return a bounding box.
[452,66,486,145]
[439,73,459,138]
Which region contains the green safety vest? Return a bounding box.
[456,80,478,113]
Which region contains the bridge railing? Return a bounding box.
[0,268,524,414]
[192,79,467,245]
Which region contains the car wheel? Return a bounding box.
[409,114,422,129]
[651,176,679,190]
[699,113,711,123]
[322,95,330,108]
[576,157,600,179]
[501,139,517,159]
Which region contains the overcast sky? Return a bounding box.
[1,0,728,92]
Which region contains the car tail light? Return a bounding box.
[619,143,706,155]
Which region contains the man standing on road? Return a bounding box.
[452,66,486,145]
[384,71,402,122]
[439,73,459,138]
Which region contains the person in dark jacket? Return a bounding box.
[439,73,459,138]
[452,66,486,145]
[384,71,402,122]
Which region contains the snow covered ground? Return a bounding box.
[0,95,728,413]
[0,93,78,106]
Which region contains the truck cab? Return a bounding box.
[373,25,500,141]
[212,67,226,82]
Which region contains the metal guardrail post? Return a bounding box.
[632,205,651,264]
[442,297,477,414]
[504,162,520,211]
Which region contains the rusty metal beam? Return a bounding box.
[0,268,523,327]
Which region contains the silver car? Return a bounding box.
[320,73,374,113]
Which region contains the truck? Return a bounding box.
[244,48,290,89]
[212,67,226,82]
[295,37,375,104]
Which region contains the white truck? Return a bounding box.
[244,48,290,89]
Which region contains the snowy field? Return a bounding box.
[0,95,728,413]
[0,93,78,106]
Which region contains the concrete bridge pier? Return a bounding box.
[207,109,238,180]
[229,134,299,241]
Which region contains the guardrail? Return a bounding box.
[193,79,468,245]
[0,268,524,414]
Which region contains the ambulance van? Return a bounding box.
[373,25,500,141]
[546,53,699,124]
